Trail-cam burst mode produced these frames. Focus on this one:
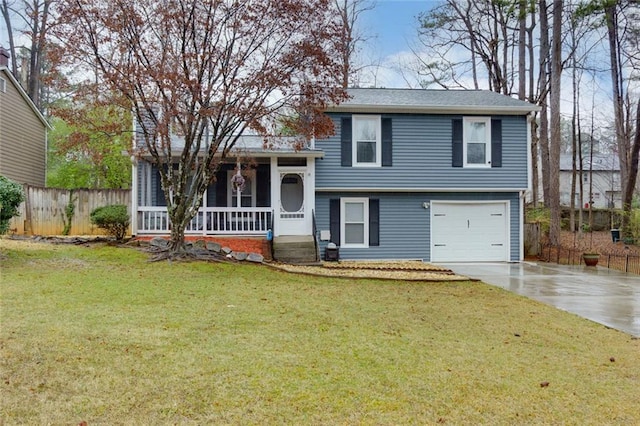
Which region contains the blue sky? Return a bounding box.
[357,0,437,87]
[363,0,431,59]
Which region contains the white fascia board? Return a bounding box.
[326,104,541,115]
[137,149,324,160]
[315,187,528,193]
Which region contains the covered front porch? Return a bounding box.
[131,150,320,239]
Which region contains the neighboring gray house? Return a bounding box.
[314,88,539,262]
[559,154,621,209]
[131,88,539,262]
[0,48,49,186]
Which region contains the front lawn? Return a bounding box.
[1,239,638,424]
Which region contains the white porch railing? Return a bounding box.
[137,206,273,235]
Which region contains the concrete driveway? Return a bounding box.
[442,262,640,337]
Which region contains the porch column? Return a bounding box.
[131,158,138,236]
[307,157,316,234]
[270,157,279,236]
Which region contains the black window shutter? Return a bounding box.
[369,199,380,246]
[329,199,341,245]
[491,119,502,168]
[341,117,352,167]
[381,118,392,167]
[452,119,463,167]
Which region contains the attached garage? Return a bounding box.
[431,201,509,262]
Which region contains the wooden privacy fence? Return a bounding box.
[524,223,541,256]
[8,185,131,236]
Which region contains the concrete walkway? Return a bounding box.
[442,262,640,337]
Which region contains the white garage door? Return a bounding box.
[431,202,509,262]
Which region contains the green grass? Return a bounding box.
[1,239,639,425]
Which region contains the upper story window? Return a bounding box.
[352,115,381,167]
[0,77,6,93]
[452,117,501,168]
[463,117,491,167]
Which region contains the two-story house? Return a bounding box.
[131,88,539,262]
[0,47,49,186]
[314,88,539,262]
[559,154,621,209]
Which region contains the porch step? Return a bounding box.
[273,235,318,264]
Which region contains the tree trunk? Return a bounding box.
[547,0,562,246]
[604,4,632,236]
[538,0,551,208]
[1,0,17,76]
[531,117,540,207]
[622,100,640,234]
[518,0,526,101]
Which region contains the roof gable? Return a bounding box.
[0,67,50,129]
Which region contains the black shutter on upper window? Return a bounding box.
[381,118,392,167]
[341,117,352,167]
[329,199,341,245]
[452,119,463,167]
[369,199,380,246]
[491,119,502,168]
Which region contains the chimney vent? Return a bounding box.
[0,47,9,67]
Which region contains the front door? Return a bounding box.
[278,169,306,235]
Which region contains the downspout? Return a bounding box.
[520,190,525,261]
[523,111,535,262]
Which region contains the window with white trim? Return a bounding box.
[352,115,381,167]
[341,197,369,247]
[0,77,6,93]
[464,117,491,167]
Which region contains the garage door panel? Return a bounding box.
[431,202,508,262]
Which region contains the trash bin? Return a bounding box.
[611,229,620,243]
[325,242,339,261]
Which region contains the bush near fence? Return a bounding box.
[8,185,131,236]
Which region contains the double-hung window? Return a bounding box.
[341,197,369,247]
[352,115,381,167]
[463,117,491,167]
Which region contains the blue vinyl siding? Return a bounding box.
[316,113,528,190]
[316,191,521,261]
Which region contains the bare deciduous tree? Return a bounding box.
[548,0,563,246]
[53,0,347,253]
[0,0,54,109]
[333,0,375,88]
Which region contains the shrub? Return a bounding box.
[626,208,640,243]
[526,207,550,234]
[90,204,130,241]
[0,176,25,234]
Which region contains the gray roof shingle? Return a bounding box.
[327,87,540,115]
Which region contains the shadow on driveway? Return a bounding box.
[442,262,640,338]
